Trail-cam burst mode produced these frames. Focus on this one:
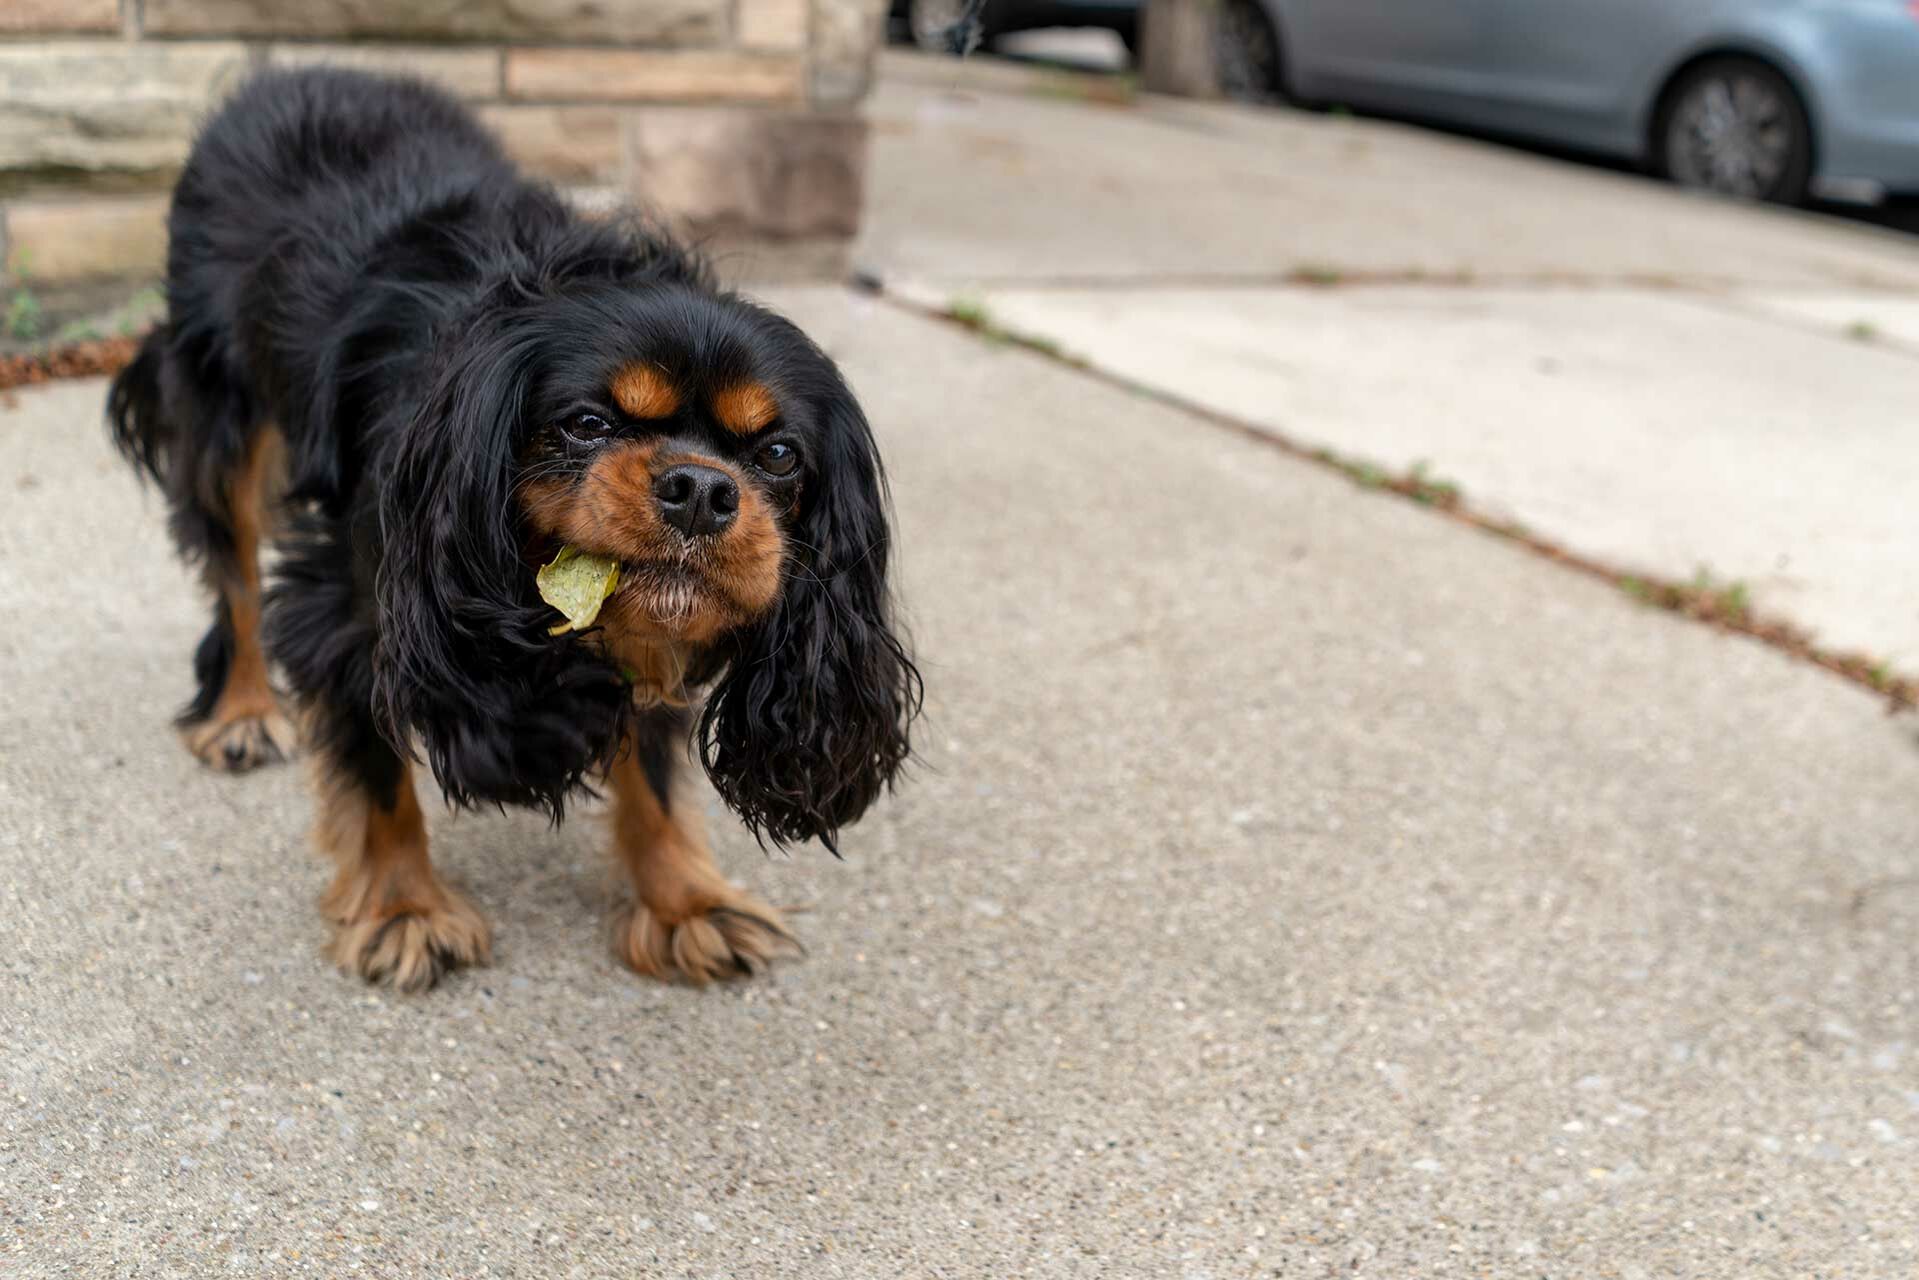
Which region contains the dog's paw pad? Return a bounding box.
[613,894,799,985]
[182,707,295,773]
[329,894,491,993]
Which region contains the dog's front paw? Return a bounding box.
[613,891,799,985]
[182,705,295,772]
[326,889,491,992]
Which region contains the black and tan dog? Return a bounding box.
[108,69,918,991]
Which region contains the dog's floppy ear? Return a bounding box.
[372,299,628,814]
[698,377,921,850]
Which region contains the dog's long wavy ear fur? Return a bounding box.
[698,381,921,851]
[373,300,629,815]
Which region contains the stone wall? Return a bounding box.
[0,0,887,287]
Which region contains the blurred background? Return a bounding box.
[898,0,1919,227]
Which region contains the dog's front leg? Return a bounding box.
[607,710,797,984]
[310,749,491,993]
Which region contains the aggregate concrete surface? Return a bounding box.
[6,287,1919,1277]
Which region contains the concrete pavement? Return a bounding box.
[7,283,1919,1277]
[9,52,1919,1279]
[863,53,1919,666]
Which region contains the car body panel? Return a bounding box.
[1281,1,1486,96]
[1264,0,1919,196]
[888,0,1139,47]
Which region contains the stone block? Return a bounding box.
[506,48,804,103]
[703,235,851,286]
[0,0,119,33]
[738,0,808,51]
[810,0,885,105]
[144,0,725,44]
[476,105,624,183]
[624,108,865,239]
[4,195,169,281]
[265,43,502,100]
[0,41,250,179]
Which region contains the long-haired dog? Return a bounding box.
[107,69,918,991]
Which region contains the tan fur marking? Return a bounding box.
[183,429,294,771]
[610,363,680,419]
[518,442,785,651]
[315,759,491,992]
[712,382,779,435]
[606,736,796,984]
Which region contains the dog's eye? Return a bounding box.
[755,442,799,477]
[563,413,614,445]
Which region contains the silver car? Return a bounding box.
[1215,0,1919,204]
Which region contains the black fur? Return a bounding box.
[107,67,917,844]
[696,347,920,851]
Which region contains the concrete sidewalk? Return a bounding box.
[6,284,1919,1277]
[863,55,1919,667]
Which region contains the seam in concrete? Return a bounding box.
[876,268,1919,295]
[1663,289,1919,364]
[865,280,1919,714]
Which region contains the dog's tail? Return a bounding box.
[106,326,173,487]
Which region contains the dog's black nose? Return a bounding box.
[653,463,739,538]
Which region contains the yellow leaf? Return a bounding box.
[536,545,621,635]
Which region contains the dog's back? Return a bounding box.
[105,68,529,768]
[110,69,514,503]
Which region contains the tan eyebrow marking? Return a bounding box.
[712,381,779,435]
[610,363,681,419]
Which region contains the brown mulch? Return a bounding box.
[0,333,145,393]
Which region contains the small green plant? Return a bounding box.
[946,296,1018,347]
[1721,580,1750,619]
[112,284,166,336]
[6,291,42,341]
[1846,319,1878,342]
[5,280,41,342]
[1291,264,1344,287]
[4,250,41,342]
[50,318,103,345]
[947,296,990,329]
[1405,460,1462,507]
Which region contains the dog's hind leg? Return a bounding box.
[108,331,293,771]
[177,427,296,772]
[607,708,798,985]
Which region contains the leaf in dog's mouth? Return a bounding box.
[537,545,622,635]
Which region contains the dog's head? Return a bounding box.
[374,276,918,847]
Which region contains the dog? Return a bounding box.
[106,68,919,992]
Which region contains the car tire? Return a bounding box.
[909,0,988,54]
[1655,57,1812,205]
[1213,0,1288,105]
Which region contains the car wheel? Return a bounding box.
[1213,0,1287,105]
[1656,58,1812,205]
[909,0,987,54]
